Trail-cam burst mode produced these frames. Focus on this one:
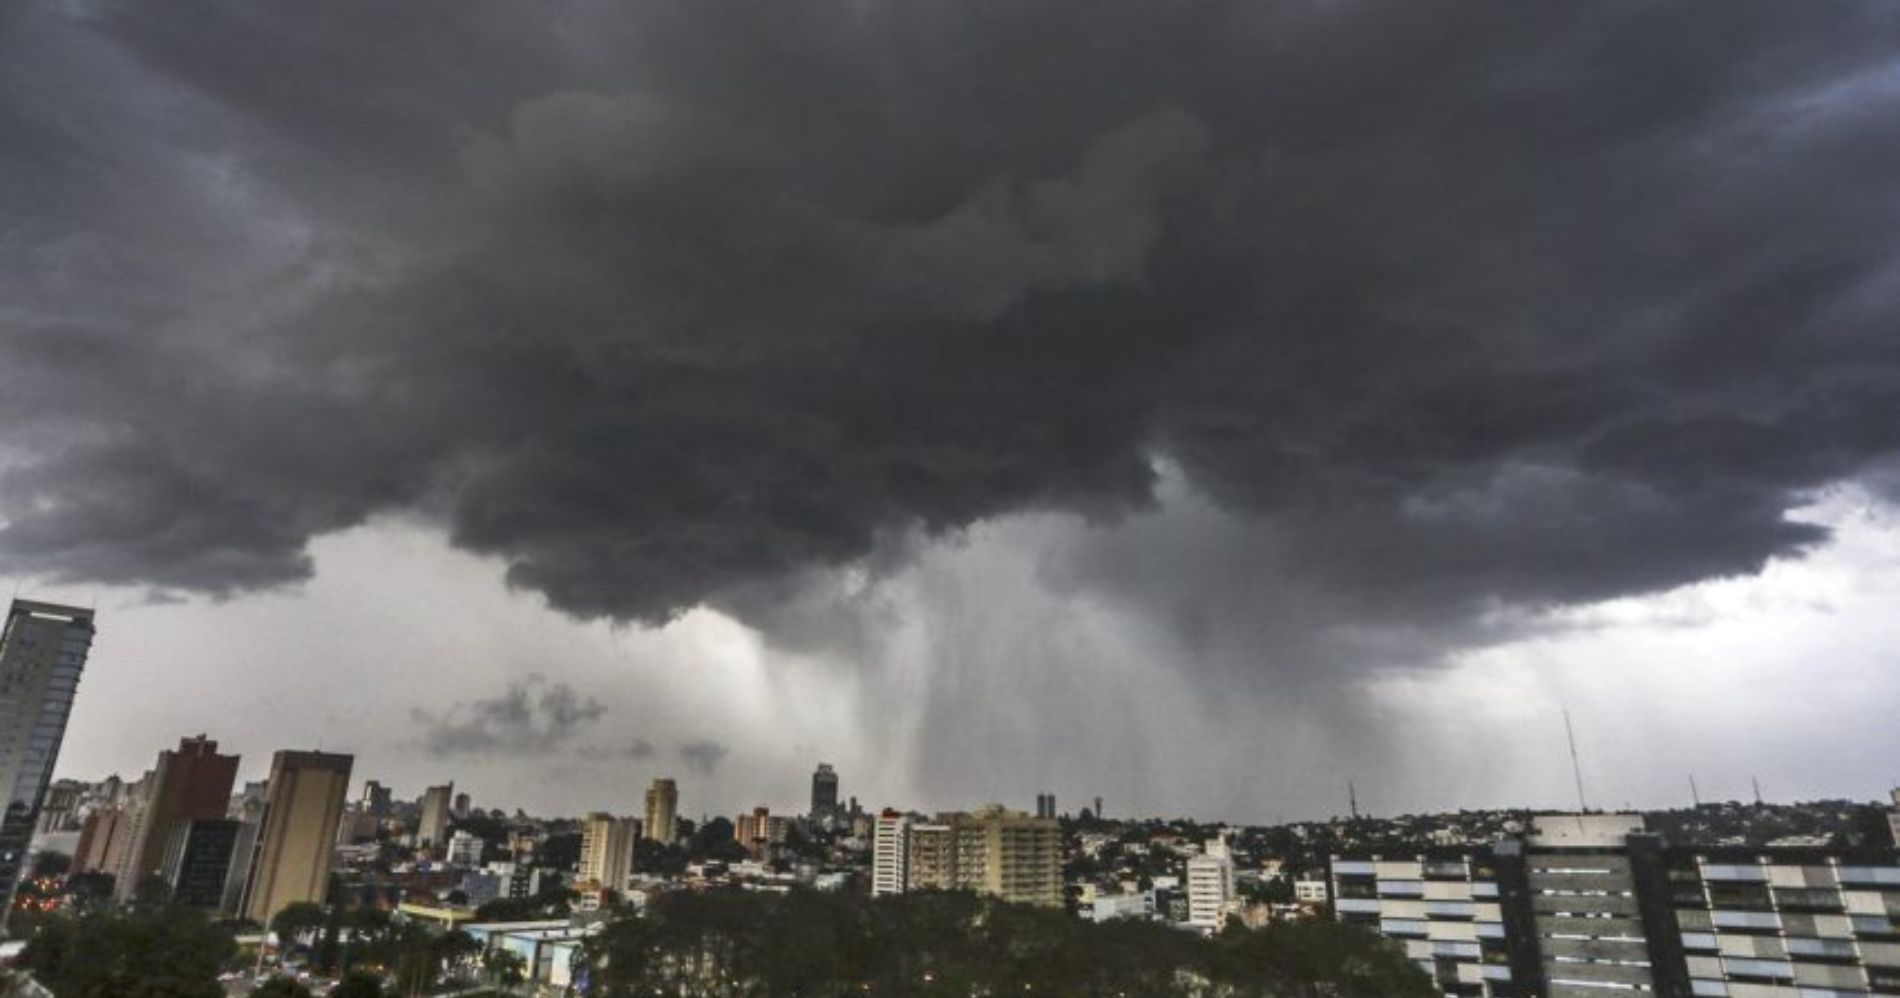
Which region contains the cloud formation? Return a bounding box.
[5,0,1900,713]
[411,678,607,757]
[678,740,730,777]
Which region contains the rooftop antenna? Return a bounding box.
[1563,708,1589,813]
[1348,781,1360,821]
[1752,776,1764,807]
[1689,774,1701,808]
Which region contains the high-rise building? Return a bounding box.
[416,783,453,851]
[1185,839,1237,931]
[447,829,484,867]
[360,780,392,819]
[0,600,95,914]
[114,735,240,900]
[73,806,131,874]
[811,764,839,816]
[951,805,1063,908]
[239,750,353,924]
[1035,793,1057,820]
[452,791,471,819]
[577,813,637,893]
[872,811,910,896]
[908,822,957,890]
[643,779,678,845]
[736,806,789,859]
[159,818,241,909]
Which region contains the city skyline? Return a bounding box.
[7,1,1900,825]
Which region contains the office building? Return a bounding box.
[115,735,240,900]
[73,806,133,874]
[811,764,839,816]
[160,818,241,909]
[219,819,261,917]
[951,805,1063,908]
[1329,850,1525,997]
[577,813,637,893]
[453,791,471,819]
[239,750,353,924]
[1520,813,1663,997]
[872,812,910,896]
[0,600,95,913]
[416,783,453,851]
[643,779,678,845]
[1036,793,1057,820]
[361,780,392,818]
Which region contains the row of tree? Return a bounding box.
[579,889,1436,997]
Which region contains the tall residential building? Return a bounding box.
[73,806,133,874]
[1035,793,1057,820]
[951,805,1063,908]
[736,806,789,859]
[908,822,957,890]
[643,779,678,845]
[577,813,637,893]
[872,812,910,896]
[239,750,353,924]
[1186,839,1237,931]
[416,783,453,851]
[0,600,95,913]
[114,735,240,900]
[452,791,472,819]
[811,764,839,816]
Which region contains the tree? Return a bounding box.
[331,969,385,998]
[18,906,235,998]
[484,947,527,989]
[269,901,328,956]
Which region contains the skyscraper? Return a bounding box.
[114,735,240,900]
[576,813,637,893]
[360,780,392,818]
[1035,793,1057,820]
[811,763,839,816]
[643,778,678,845]
[0,600,95,916]
[239,750,353,924]
[416,783,453,851]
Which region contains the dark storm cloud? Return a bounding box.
[412,678,607,756]
[678,740,730,776]
[6,0,1900,658]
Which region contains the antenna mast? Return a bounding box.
[1689,774,1701,808]
[1563,708,1589,813]
[1348,781,1359,820]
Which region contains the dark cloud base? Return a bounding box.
[4,0,1900,681]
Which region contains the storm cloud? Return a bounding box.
[7,0,1900,740]
[412,677,607,757]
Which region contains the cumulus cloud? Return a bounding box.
[411,678,607,756]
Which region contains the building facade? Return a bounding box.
[577,813,637,893]
[161,817,241,909]
[872,812,910,896]
[811,764,839,816]
[643,779,678,845]
[239,750,353,924]
[115,735,240,900]
[951,805,1063,908]
[0,600,95,913]
[416,783,453,851]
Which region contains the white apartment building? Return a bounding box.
[872,812,910,896]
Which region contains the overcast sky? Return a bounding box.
[5,0,1900,823]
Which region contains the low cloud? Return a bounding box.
[678,740,730,776]
[412,677,606,756]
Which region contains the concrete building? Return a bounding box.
[872,812,910,896]
[577,812,637,893]
[452,791,471,819]
[1036,793,1057,820]
[114,735,240,900]
[643,779,678,845]
[1186,839,1237,931]
[951,805,1063,908]
[811,764,839,816]
[73,806,133,875]
[239,750,353,924]
[1329,850,1522,997]
[736,807,789,859]
[1293,879,1329,904]
[447,829,484,867]
[0,600,95,915]
[908,822,957,890]
[360,780,392,818]
[159,818,241,909]
[416,783,453,852]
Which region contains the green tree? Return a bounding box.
[270,901,328,953]
[18,906,235,998]
[331,969,386,998]
[484,947,527,988]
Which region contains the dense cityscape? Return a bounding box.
[4,598,1900,996]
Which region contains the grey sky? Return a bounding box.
[5,0,1900,820]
